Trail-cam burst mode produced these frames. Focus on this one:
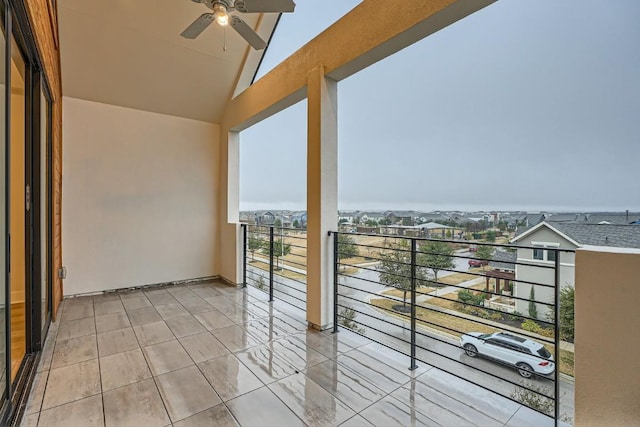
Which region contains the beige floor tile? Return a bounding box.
[38,394,104,427]
[93,293,121,303]
[143,339,194,376]
[234,344,297,384]
[155,303,190,319]
[20,413,39,427]
[338,415,375,427]
[145,292,178,306]
[226,387,304,427]
[194,310,235,331]
[180,297,214,314]
[60,304,94,322]
[165,314,207,338]
[269,373,355,426]
[95,312,131,333]
[51,334,98,369]
[122,296,153,311]
[133,320,175,346]
[42,359,101,410]
[211,325,262,352]
[97,327,139,357]
[100,348,152,391]
[179,332,229,364]
[56,317,96,341]
[173,404,239,427]
[103,378,170,427]
[126,306,162,326]
[155,365,221,422]
[94,300,125,316]
[118,289,145,300]
[360,395,440,426]
[24,369,49,415]
[304,359,386,413]
[198,354,263,401]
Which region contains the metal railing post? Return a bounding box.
[269,226,274,302]
[410,237,418,370]
[333,231,339,333]
[554,249,560,426]
[242,224,247,288]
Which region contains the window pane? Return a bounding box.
[547,250,556,262]
[533,248,544,260]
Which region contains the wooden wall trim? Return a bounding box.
[24,0,63,320]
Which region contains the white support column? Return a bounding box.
[306,66,337,329]
[219,129,242,284]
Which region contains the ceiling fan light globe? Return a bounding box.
[213,4,229,26]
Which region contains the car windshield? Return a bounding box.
[537,347,552,359]
[478,333,492,339]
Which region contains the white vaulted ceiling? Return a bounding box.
[58,0,279,122]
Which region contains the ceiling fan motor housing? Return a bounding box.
[205,0,233,10]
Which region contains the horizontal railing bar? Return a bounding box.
[330,230,575,253]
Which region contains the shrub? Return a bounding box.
[458,289,485,306]
[521,318,542,333]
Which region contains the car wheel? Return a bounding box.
[516,363,534,378]
[463,344,478,357]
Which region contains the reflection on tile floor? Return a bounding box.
[21,280,558,427]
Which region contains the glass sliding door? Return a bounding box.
[39,82,51,334]
[0,1,7,409]
[9,31,25,382]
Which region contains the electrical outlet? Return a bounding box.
[58,266,67,279]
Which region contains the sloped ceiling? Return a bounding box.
[58,0,278,123]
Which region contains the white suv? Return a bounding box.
[460,332,555,378]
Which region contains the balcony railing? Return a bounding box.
[242,224,307,314]
[329,231,575,426]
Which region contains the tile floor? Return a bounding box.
[20,280,556,426]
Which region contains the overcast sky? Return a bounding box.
[239,0,640,213]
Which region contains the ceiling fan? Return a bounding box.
[181,0,296,50]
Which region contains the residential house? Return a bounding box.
[255,211,277,225]
[511,222,640,317]
[291,211,307,228]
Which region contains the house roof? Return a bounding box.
[489,250,516,270]
[512,221,640,249]
[415,222,452,230]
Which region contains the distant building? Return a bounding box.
[511,221,640,317]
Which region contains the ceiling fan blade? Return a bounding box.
[180,13,214,39]
[230,16,267,50]
[234,0,295,13]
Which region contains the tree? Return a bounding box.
[551,286,574,341]
[337,233,359,268]
[528,286,538,319]
[274,218,282,228]
[247,234,264,261]
[401,217,413,226]
[365,219,378,227]
[475,245,495,271]
[485,230,496,242]
[377,240,429,308]
[293,219,300,229]
[418,240,455,285]
[263,238,291,270]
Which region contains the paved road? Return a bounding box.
[245,262,575,421]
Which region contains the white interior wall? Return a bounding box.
[62,97,219,295]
